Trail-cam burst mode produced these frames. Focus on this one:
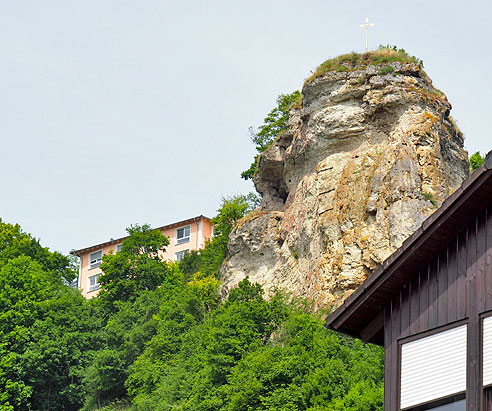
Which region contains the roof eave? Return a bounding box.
[71,215,210,256]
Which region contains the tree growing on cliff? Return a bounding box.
[179,193,259,278]
[241,91,301,180]
[470,151,485,171]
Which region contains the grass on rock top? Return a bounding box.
[305,47,423,84]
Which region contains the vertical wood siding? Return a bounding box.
[384,202,492,411]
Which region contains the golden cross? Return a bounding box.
[360,18,375,52]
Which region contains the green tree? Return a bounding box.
[126,273,221,408]
[127,280,294,410]
[241,91,301,180]
[0,219,75,282]
[218,313,383,411]
[18,287,103,411]
[126,279,384,411]
[97,224,175,310]
[470,151,485,171]
[82,288,165,410]
[0,219,81,409]
[0,256,102,411]
[179,193,259,278]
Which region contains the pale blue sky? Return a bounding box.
[1,1,490,253]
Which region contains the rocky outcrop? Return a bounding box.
[221,57,469,309]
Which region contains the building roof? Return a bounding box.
[71,215,210,257]
[325,151,492,345]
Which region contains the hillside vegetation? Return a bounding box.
[0,196,384,411]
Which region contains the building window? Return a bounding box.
[483,316,492,386]
[485,387,492,411]
[116,244,122,253]
[89,250,102,269]
[483,315,492,408]
[88,274,101,292]
[175,249,189,262]
[404,396,465,410]
[400,324,467,410]
[176,225,190,244]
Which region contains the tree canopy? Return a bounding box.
[98,224,175,310]
[0,221,101,411]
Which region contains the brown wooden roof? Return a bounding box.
[325,151,492,344]
[71,215,210,256]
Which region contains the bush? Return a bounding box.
[470,151,485,171]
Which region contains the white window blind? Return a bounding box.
[176,226,190,244]
[400,324,467,410]
[90,250,102,269]
[483,316,492,387]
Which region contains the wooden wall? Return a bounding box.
[384,202,492,410]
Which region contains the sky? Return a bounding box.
[1,0,491,254]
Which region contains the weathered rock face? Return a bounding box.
[221,61,469,309]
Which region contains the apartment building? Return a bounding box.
[72,215,212,298]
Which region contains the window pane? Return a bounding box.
[90,250,102,268]
[426,399,466,410]
[177,226,190,244]
[484,386,492,411]
[88,274,100,292]
[484,316,492,386]
[175,249,189,262]
[401,325,467,409]
[90,250,102,261]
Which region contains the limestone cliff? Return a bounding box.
[221,50,470,308]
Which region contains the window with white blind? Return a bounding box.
[90,250,102,269]
[176,225,190,244]
[400,324,467,410]
[483,316,492,387]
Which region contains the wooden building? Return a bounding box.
[326,152,492,410]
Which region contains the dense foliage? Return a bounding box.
[0,197,384,410]
[241,92,301,180]
[0,221,101,411]
[178,193,259,278]
[97,224,174,311]
[124,279,383,411]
